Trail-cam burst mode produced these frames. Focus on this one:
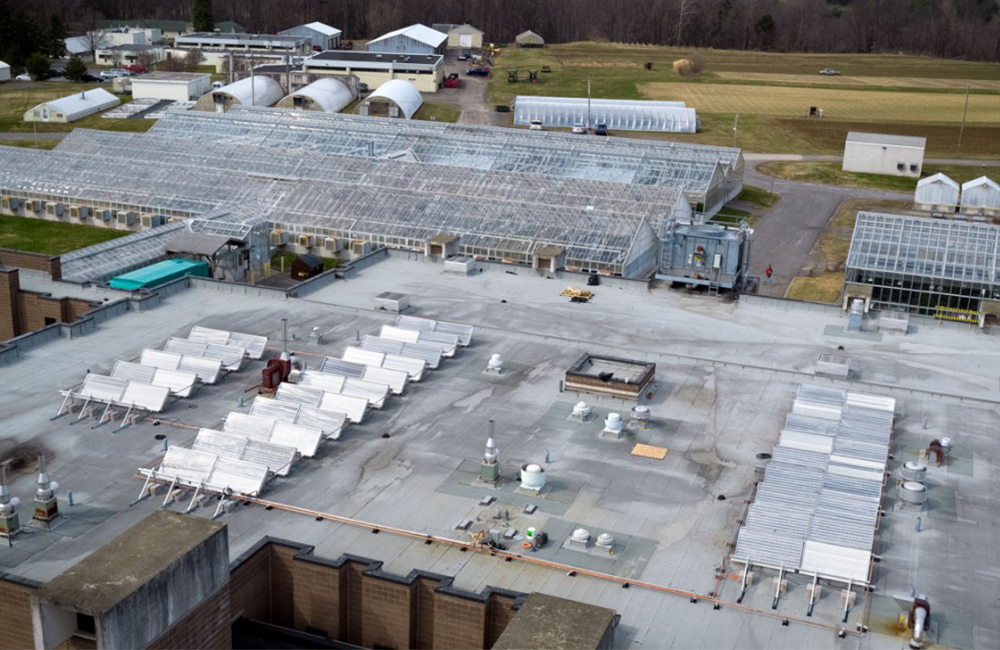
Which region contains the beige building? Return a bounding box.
[286,50,444,93]
[433,23,485,49]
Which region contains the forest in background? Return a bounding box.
[2,0,1000,63]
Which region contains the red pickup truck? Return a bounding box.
[443,73,460,88]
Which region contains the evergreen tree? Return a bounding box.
[191,0,215,32]
[47,15,67,58]
[65,54,88,82]
[25,52,51,80]
[754,14,777,50]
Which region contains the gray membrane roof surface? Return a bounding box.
[1,256,998,649]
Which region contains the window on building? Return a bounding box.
[76,612,96,636]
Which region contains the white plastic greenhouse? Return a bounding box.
[276,78,356,113]
[960,176,1000,216]
[914,173,959,211]
[513,96,698,133]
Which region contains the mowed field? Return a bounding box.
[488,43,1000,156]
[0,84,154,133]
[639,82,1000,122]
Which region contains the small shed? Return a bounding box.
[291,253,324,279]
[276,77,356,112]
[516,30,545,48]
[354,79,422,119]
[278,22,342,51]
[960,176,1000,217]
[367,24,448,55]
[131,72,212,102]
[914,173,959,212]
[23,88,120,123]
[432,24,485,49]
[0,61,10,82]
[193,76,284,113]
[842,132,925,178]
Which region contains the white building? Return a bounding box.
[278,51,444,93]
[131,72,213,102]
[960,176,1000,217]
[175,32,310,54]
[0,61,10,82]
[354,79,423,119]
[367,24,447,55]
[193,76,284,112]
[842,132,926,177]
[23,88,120,123]
[279,22,342,51]
[96,44,170,67]
[276,77,356,112]
[914,173,959,212]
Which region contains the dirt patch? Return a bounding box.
[0,440,50,476]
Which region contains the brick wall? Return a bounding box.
[270,544,342,638]
[0,269,21,342]
[228,544,271,623]
[0,577,38,650]
[146,584,232,650]
[432,591,488,649]
[360,575,412,650]
[0,248,61,280]
[487,594,518,648]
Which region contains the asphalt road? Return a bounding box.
[423,51,508,126]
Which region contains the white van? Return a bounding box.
[529,119,543,131]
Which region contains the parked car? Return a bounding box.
[465,66,490,76]
[357,82,369,93]
[212,81,226,90]
[529,119,543,131]
[595,123,608,136]
[123,64,147,74]
[443,72,460,88]
[78,73,104,83]
[15,73,32,81]
[819,68,840,75]
[100,69,128,79]
[571,123,585,134]
[457,53,470,61]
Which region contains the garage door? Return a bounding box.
[459,34,473,47]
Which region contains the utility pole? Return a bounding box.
[250,52,255,106]
[956,83,970,158]
[587,77,592,131]
[732,113,739,149]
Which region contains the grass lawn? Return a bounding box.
[736,184,780,210]
[758,161,1000,192]
[487,42,1000,156]
[0,215,129,255]
[413,102,461,123]
[785,272,844,303]
[0,139,60,150]
[709,207,752,226]
[0,83,155,133]
[271,252,340,274]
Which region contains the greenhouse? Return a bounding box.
[844,212,1000,317]
[959,176,1000,217]
[913,173,959,212]
[513,96,698,133]
[148,108,741,215]
[275,78,356,113]
[0,127,693,279]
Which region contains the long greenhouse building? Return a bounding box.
[844,212,1000,323]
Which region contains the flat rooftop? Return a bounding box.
[568,354,654,384]
[1,255,998,649]
[134,71,210,82]
[309,51,443,66]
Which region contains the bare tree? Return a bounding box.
[184,48,204,71]
[85,28,111,62]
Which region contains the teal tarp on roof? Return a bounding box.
[109,258,209,290]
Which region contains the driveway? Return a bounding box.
[422,51,508,126]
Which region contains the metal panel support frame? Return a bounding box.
[807,573,819,616]
[737,562,750,604]
[162,475,178,507]
[772,565,784,610]
[185,483,203,513]
[842,579,854,623]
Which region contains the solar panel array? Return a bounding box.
[732,384,894,585]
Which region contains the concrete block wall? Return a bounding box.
[0,576,40,650]
[0,267,96,341]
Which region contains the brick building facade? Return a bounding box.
[0,267,95,341]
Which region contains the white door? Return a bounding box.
[41,107,50,122]
[459,34,473,47]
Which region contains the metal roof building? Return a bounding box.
[960,176,1000,216]
[844,211,1000,318]
[514,96,698,134]
[193,76,284,112]
[355,79,422,119]
[276,77,356,113]
[150,107,742,215]
[279,21,342,50]
[23,88,120,123]
[914,173,959,211]
[367,24,448,55]
[515,30,544,47]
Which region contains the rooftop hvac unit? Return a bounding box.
[270,230,288,245]
[140,214,164,228]
[25,199,44,212]
[324,237,343,252]
[46,202,65,217]
[117,211,136,226]
[1,196,19,212]
[298,233,315,248]
[98,209,113,221]
[69,206,90,220]
[352,240,372,255]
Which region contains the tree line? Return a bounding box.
[5,0,1000,62]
